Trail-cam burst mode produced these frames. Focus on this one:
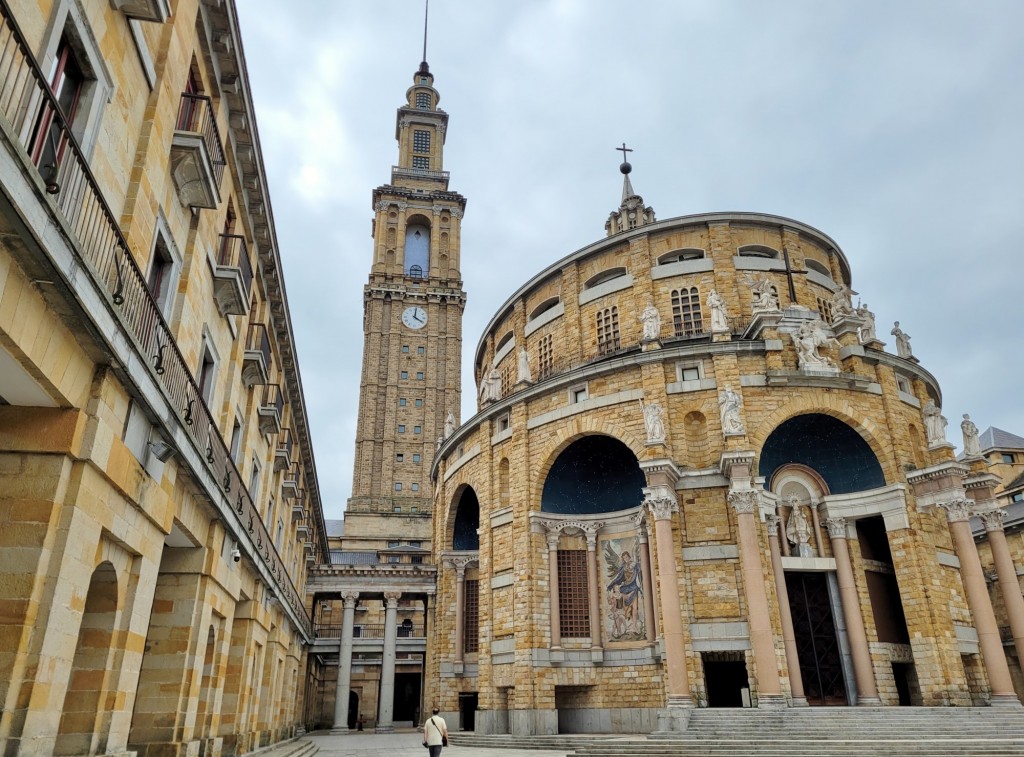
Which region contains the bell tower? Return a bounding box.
[346,55,467,532]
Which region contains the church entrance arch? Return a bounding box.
[540,435,644,515]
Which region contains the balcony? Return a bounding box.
[258,384,284,435]
[110,0,169,22]
[390,165,449,184]
[303,539,315,557]
[282,461,301,500]
[212,234,253,316]
[242,323,271,387]
[296,518,310,538]
[170,92,225,209]
[275,427,293,471]
[291,489,306,522]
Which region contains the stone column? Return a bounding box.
[940,500,1019,705]
[638,520,658,643]
[331,592,360,733]
[455,564,467,670]
[766,513,807,706]
[979,508,1024,685]
[547,530,562,652]
[646,488,694,713]
[586,529,603,657]
[824,518,880,704]
[376,592,401,732]
[729,489,784,705]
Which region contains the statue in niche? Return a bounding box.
[743,275,780,313]
[891,321,913,358]
[791,318,840,371]
[830,284,855,322]
[444,411,456,439]
[640,297,661,342]
[856,302,877,344]
[479,365,501,403]
[961,413,982,457]
[785,496,814,557]
[923,399,948,446]
[707,288,730,332]
[517,347,532,383]
[718,386,745,435]
[639,399,666,444]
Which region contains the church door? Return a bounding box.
[786,571,848,705]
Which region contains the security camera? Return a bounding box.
[231,547,241,563]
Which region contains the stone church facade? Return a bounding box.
[427,170,1023,733]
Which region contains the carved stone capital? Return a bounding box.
[450,207,463,219]
[432,204,445,216]
[586,531,598,550]
[341,591,360,607]
[978,507,1007,533]
[765,513,781,534]
[383,591,402,607]
[644,485,678,521]
[728,489,760,515]
[546,531,560,551]
[937,498,972,523]
[823,517,848,539]
[396,201,409,211]
[374,200,390,212]
[444,555,477,575]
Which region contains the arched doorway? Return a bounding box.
[348,691,359,730]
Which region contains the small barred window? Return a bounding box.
[413,129,431,153]
[464,578,479,654]
[596,306,620,354]
[538,334,554,379]
[501,363,513,396]
[412,156,429,169]
[671,287,703,336]
[415,92,431,109]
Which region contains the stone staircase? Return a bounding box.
[252,737,318,757]
[449,707,1024,756]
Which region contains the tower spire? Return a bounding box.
[605,143,656,236]
[420,0,430,74]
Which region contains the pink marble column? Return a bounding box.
[940,500,1019,704]
[823,517,880,704]
[638,522,658,643]
[547,531,562,650]
[766,513,807,706]
[586,530,603,654]
[729,489,783,703]
[646,489,693,707]
[980,508,1024,690]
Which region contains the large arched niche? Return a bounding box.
[450,485,480,551]
[404,215,431,276]
[759,413,885,495]
[540,435,645,515]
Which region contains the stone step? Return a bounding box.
[251,737,318,757]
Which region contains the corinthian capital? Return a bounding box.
[937,498,972,523]
[383,591,402,608]
[823,517,848,539]
[644,485,678,521]
[341,591,360,607]
[765,513,781,534]
[978,507,1007,533]
[728,489,759,515]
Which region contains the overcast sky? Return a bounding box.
[236,1,1024,519]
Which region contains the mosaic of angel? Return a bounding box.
[603,535,646,641]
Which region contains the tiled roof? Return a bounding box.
[980,426,1024,452]
[329,551,377,565]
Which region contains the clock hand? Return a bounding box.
[414,312,424,323]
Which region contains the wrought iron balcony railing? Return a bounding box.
[212,234,253,316]
[275,427,293,472]
[0,0,310,634]
[241,322,271,387]
[171,91,225,208]
[258,383,284,435]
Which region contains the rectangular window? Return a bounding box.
[415,398,423,407]
[414,425,421,434]
[396,453,404,462]
[557,550,591,638]
[402,345,410,353]
[388,540,400,548]
[538,334,554,379]
[571,385,588,404]
[416,91,431,109]
[399,398,407,406]
[498,413,510,432]
[249,458,261,503]
[394,483,402,492]
[896,375,912,394]
[1002,453,1014,464]
[412,453,421,463]
[678,364,701,382]
[198,340,217,404]
[596,306,620,354]
[671,287,703,336]
[408,541,421,548]
[401,371,409,379]
[147,232,177,316]
[411,483,420,492]
[416,372,424,380]
[464,578,480,654]
[394,506,402,513]
[398,425,406,433]
[1011,492,1023,503]
[418,346,425,355]
[229,417,243,463]
[412,156,429,169]
[413,129,431,153]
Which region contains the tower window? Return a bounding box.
[399,398,407,407]
[414,426,422,434]
[415,399,423,407]
[416,91,431,109]
[402,345,410,353]
[398,425,406,433]
[395,483,402,492]
[412,156,429,169]
[413,129,431,153]
[538,334,554,379]
[596,306,620,354]
[671,287,703,337]
[416,372,424,380]
[396,454,404,462]
[418,346,425,355]
[411,483,420,492]
[401,371,409,380]
[412,453,421,463]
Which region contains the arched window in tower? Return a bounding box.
[671,287,703,336]
[404,221,430,276]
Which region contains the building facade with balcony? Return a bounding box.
[428,165,1023,734]
[0,0,327,755]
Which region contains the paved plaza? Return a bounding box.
[301,730,567,757]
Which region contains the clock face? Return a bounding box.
[402,306,427,330]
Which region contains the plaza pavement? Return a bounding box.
[301,729,568,757]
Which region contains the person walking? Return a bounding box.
[423,707,448,756]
